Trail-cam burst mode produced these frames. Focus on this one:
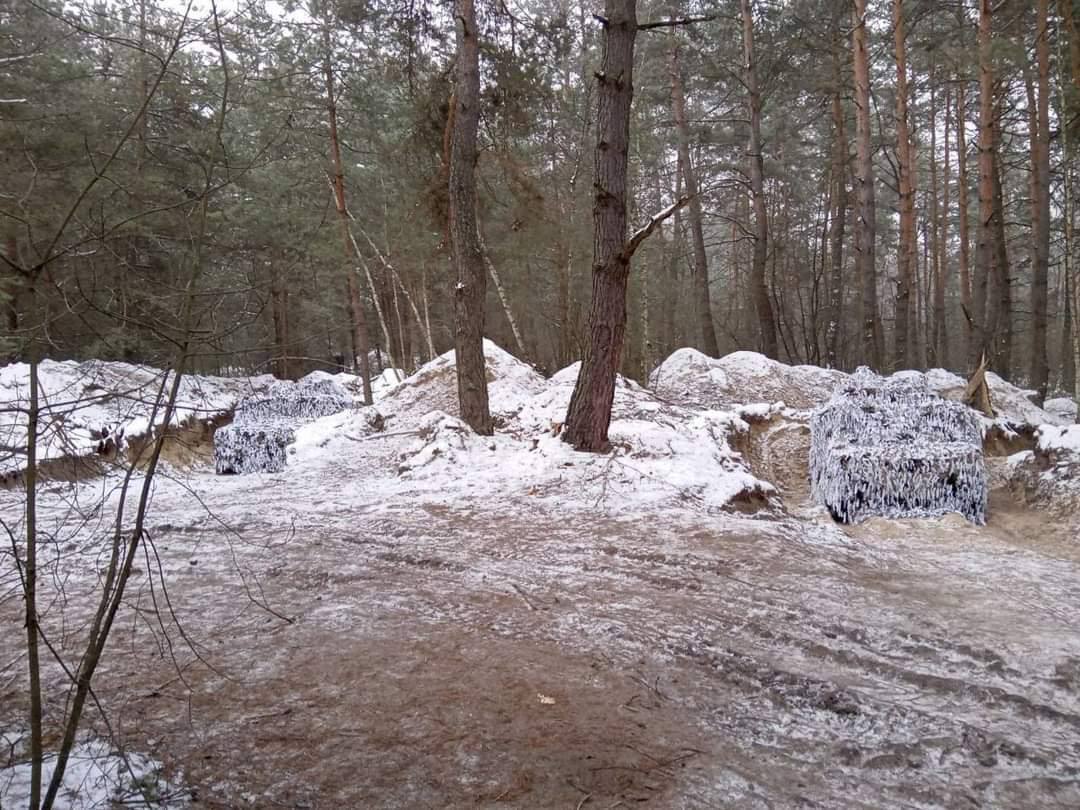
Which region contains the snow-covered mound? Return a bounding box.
[918,368,1068,432]
[299,368,405,403]
[288,406,386,464]
[1036,424,1080,463]
[650,349,845,410]
[1044,397,1078,424]
[1001,425,1080,522]
[214,377,351,474]
[392,360,775,513]
[649,350,1070,437]
[0,360,276,478]
[810,368,986,524]
[379,339,546,427]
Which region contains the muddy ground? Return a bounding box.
[3,429,1080,809]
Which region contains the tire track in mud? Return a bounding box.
[314,498,1080,808]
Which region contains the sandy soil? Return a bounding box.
[4,420,1080,810]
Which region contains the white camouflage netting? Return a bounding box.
[214,378,351,474]
[810,368,987,524]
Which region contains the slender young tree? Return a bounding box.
[1029,0,1051,403]
[956,83,974,362]
[449,0,492,435]
[324,32,373,404]
[851,0,882,368]
[741,0,778,358]
[892,0,916,369]
[669,34,719,357]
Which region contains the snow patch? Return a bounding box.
[0,730,188,809]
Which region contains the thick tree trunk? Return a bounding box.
[892,0,916,370]
[564,0,637,450]
[669,36,719,357]
[741,0,778,358]
[852,0,882,368]
[324,40,373,405]
[449,0,492,434]
[973,0,995,370]
[956,84,973,363]
[1028,0,1051,403]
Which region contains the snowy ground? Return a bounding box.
[2,346,1079,808]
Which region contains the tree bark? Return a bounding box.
[973,0,995,370]
[892,0,916,370]
[1063,0,1080,92]
[669,34,719,357]
[1028,0,1051,403]
[324,37,373,405]
[956,84,973,363]
[825,52,848,370]
[991,121,1012,378]
[852,0,882,368]
[933,82,949,369]
[449,0,492,434]
[564,0,638,450]
[741,0,778,358]
[270,264,291,379]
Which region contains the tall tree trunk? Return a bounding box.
[449,0,492,434]
[1028,0,1051,403]
[973,0,995,369]
[956,84,974,363]
[991,122,1012,378]
[557,240,574,366]
[1064,270,1075,395]
[852,0,882,368]
[663,154,684,358]
[825,54,848,370]
[892,0,916,370]
[270,265,290,379]
[741,0,778,358]
[324,37,374,405]
[933,82,949,368]
[3,235,19,349]
[564,0,638,450]
[669,35,720,357]
[1063,0,1080,92]
[481,240,529,360]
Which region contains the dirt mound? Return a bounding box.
[0,359,277,480]
[1045,397,1078,424]
[390,362,776,514]
[650,348,846,410]
[379,339,546,427]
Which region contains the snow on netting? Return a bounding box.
[810,367,987,525]
[214,378,351,474]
